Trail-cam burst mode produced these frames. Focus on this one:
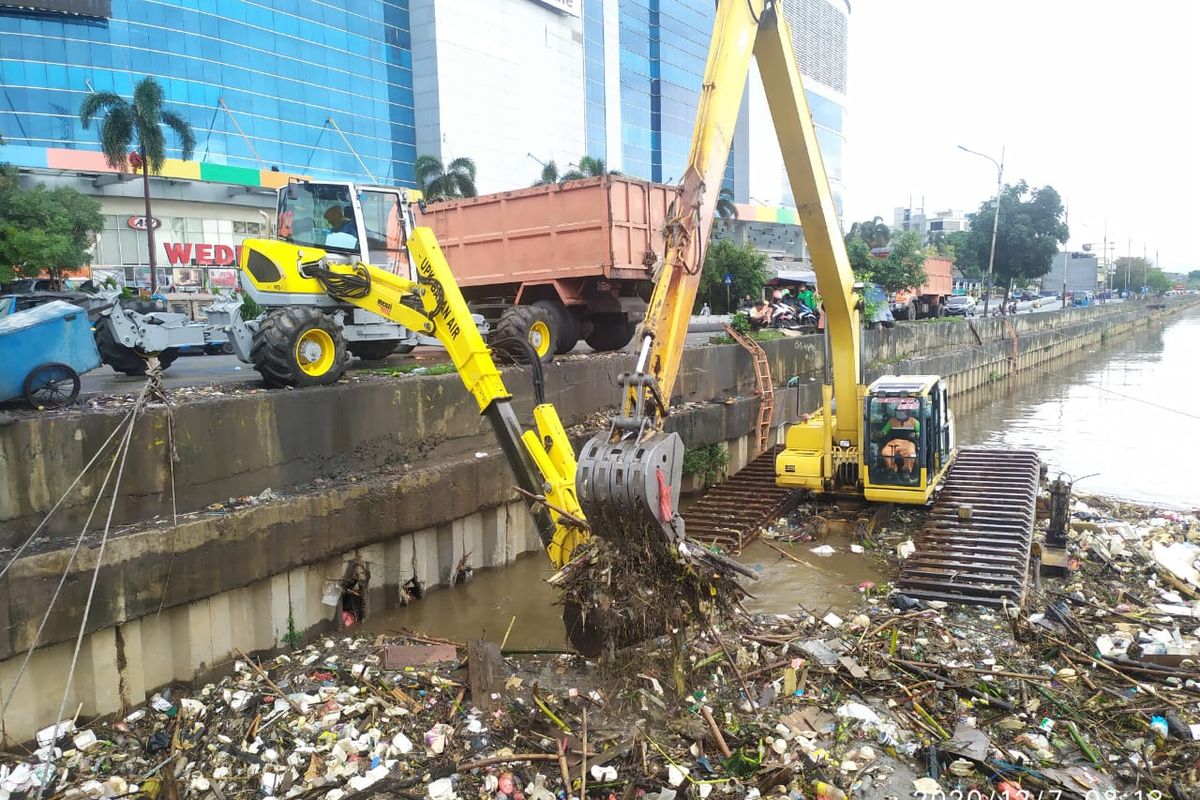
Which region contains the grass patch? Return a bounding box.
[363,362,458,377]
[912,315,964,324]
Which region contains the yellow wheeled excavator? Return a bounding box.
[577,0,957,537]
[224,186,590,571]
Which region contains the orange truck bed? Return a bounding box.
[417,175,671,288]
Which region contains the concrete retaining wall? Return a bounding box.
[0,297,1194,740]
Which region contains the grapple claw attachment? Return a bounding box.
[576,431,685,532]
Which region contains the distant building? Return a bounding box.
[1043,252,1100,294]
[893,206,969,243]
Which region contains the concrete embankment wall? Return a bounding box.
[0,297,1193,739]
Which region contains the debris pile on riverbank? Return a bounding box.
[6,495,1199,799]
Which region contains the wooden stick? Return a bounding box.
[580,707,589,799]
[700,706,732,758]
[1037,632,1189,710]
[558,738,572,791]
[236,648,303,714]
[892,658,1054,683]
[500,615,518,651]
[697,613,759,720]
[457,753,561,772]
[513,486,591,529]
[762,540,807,565]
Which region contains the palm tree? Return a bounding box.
[533,161,560,186]
[716,187,738,220]
[80,77,195,293]
[560,155,615,182]
[849,216,891,249]
[414,154,477,201]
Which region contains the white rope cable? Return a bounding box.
[0,407,135,582]
[0,432,125,721]
[40,378,150,790]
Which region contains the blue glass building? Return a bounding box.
[583,0,847,213]
[0,0,416,183]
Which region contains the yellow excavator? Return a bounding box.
[228,186,591,571]
[578,0,955,537]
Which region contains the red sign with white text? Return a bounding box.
[163,242,241,266]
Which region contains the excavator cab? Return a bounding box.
[862,376,955,504]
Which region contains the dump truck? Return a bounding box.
[890,255,954,319]
[418,175,671,357]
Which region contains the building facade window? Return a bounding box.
[0,0,415,184]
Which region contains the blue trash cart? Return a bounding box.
[0,300,102,408]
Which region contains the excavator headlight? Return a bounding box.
[838,439,852,448]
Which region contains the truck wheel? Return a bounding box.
[96,321,149,376]
[494,305,557,364]
[23,363,81,409]
[534,299,579,354]
[394,344,416,354]
[584,313,635,352]
[251,307,347,388]
[347,340,399,361]
[142,348,180,371]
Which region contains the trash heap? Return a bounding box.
[5,494,1200,799]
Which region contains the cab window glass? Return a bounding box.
[277,183,357,252]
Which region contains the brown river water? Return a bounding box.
[367,306,1200,647]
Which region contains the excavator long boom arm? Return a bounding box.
[579,0,860,532]
[247,196,589,569]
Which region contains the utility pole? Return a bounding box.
[1125,237,1131,294]
[957,144,1004,316]
[1103,220,1108,296]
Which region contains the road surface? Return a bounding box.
[78,303,1096,395]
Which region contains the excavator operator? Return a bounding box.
[880,408,919,475]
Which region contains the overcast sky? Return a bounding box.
[841,1,1200,271]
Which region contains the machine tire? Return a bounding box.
[494,304,557,364]
[251,307,347,388]
[534,299,579,354]
[143,348,180,371]
[584,312,635,352]
[96,320,149,376]
[221,341,235,355]
[347,340,399,361]
[23,362,81,409]
[394,343,416,354]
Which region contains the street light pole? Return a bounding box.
[958,144,1005,315]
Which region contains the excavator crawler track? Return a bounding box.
[898,448,1041,608]
[683,445,798,551]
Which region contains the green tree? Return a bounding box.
[533,160,560,186]
[964,181,1068,299]
[0,165,104,286]
[945,230,980,276]
[1187,270,1200,289]
[1143,268,1173,293]
[697,240,769,313]
[847,216,891,249]
[414,154,478,201]
[560,155,615,181]
[80,76,195,293]
[844,228,927,294]
[1111,256,1153,292]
